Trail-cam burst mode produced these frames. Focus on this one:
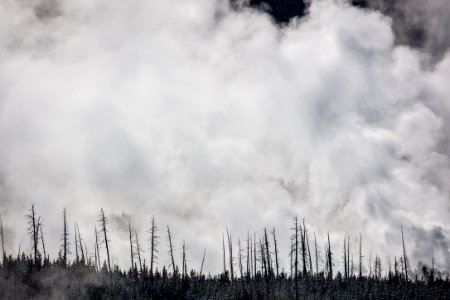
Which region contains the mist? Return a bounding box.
[0,0,449,274]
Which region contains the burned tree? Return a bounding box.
[98,208,111,271]
[200,247,206,277]
[26,204,39,264]
[167,226,176,275]
[149,216,159,276]
[272,228,279,277]
[401,225,408,281]
[128,221,134,269]
[226,228,234,282]
[135,231,143,271]
[0,214,6,261]
[60,208,70,266]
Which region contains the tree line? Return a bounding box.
[0,204,449,299]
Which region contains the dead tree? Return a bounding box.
[249,234,253,278]
[226,228,234,282]
[343,236,347,280]
[293,217,299,300]
[61,208,70,266]
[167,226,176,275]
[259,239,267,279]
[95,226,101,270]
[264,228,272,276]
[74,223,79,263]
[300,222,307,275]
[327,233,333,279]
[38,220,46,259]
[246,232,250,277]
[99,208,111,271]
[314,232,319,275]
[238,238,244,279]
[76,223,85,262]
[222,233,227,275]
[0,214,6,260]
[347,236,350,278]
[359,234,363,278]
[181,240,187,279]
[306,229,313,275]
[253,233,257,277]
[200,247,206,276]
[26,204,39,264]
[128,221,134,269]
[135,231,143,271]
[149,216,159,276]
[272,228,279,277]
[401,225,408,281]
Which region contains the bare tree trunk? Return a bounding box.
[306,229,312,275]
[347,236,350,278]
[0,214,6,260]
[222,233,227,275]
[294,216,299,300]
[272,228,279,277]
[62,209,69,267]
[249,235,253,278]
[327,233,333,279]
[95,226,101,270]
[343,236,347,280]
[200,247,206,276]
[264,228,272,277]
[226,228,234,282]
[39,221,46,259]
[128,221,134,269]
[167,226,176,275]
[300,222,307,276]
[182,240,187,279]
[359,234,363,278]
[246,232,250,277]
[401,225,408,281]
[99,208,111,271]
[74,223,79,263]
[26,204,39,264]
[150,216,158,276]
[253,233,257,277]
[314,232,319,275]
[259,239,267,279]
[76,223,85,263]
[135,231,142,271]
[238,238,244,279]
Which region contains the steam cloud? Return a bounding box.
[0,0,449,274]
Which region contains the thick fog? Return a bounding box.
[0,0,449,274]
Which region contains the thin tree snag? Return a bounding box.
[226,228,234,282]
[62,208,69,267]
[150,216,158,276]
[200,247,206,277]
[401,225,408,281]
[135,231,142,271]
[272,228,279,277]
[222,233,227,275]
[167,226,176,275]
[314,232,319,275]
[0,215,5,260]
[128,221,134,269]
[99,208,111,272]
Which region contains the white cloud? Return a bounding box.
[0,0,449,274]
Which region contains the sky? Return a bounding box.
[0,0,449,275]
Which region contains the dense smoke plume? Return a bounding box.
[0,0,449,274]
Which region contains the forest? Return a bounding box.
[0,205,449,299]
